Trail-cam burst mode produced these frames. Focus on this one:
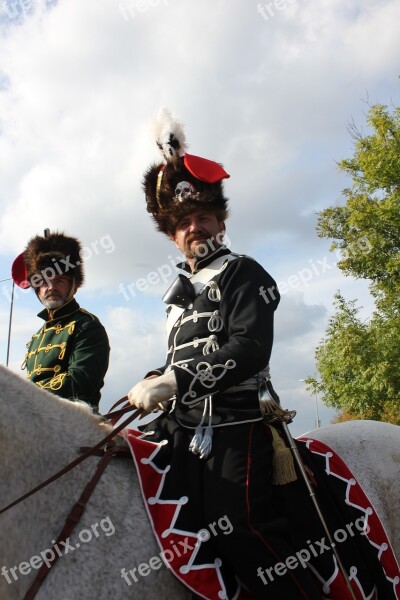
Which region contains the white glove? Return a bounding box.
[128,370,177,414]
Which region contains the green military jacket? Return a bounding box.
[23,297,110,409]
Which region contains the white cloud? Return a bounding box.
[99,305,166,412]
[275,291,326,341]
[0,0,397,428]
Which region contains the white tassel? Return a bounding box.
[189,396,214,459]
[189,424,204,455]
[198,425,213,459]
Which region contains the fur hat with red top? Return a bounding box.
[11,230,84,290]
[143,108,230,235]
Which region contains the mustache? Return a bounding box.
[185,233,208,244]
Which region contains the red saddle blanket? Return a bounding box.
[123,427,400,600]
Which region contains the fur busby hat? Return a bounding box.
[12,231,84,289]
[143,108,230,235]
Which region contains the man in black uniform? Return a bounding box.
[128,110,320,599]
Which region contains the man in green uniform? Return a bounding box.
[12,231,110,411]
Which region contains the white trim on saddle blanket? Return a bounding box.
[298,436,400,600]
[123,428,400,600]
[123,429,245,600]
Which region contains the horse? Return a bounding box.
[0,364,399,600]
[0,365,189,600]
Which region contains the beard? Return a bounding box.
[184,235,217,260]
[40,292,68,309]
[42,297,66,309]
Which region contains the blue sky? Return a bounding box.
[0,0,399,435]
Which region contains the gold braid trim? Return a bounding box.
[156,165,166,208]
[37,372,69,391]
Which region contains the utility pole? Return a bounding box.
[299,379,321,429]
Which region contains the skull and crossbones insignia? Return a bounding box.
[174,181,197,202]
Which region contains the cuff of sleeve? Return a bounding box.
[172,363,219,406]
[144,369,164,378]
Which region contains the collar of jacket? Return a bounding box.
[177,246,232,274]
[38,297,80,322]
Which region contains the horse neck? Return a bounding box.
[0,365,111,502]
[0,366,114,575]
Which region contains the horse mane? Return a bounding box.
[0,365,112,447]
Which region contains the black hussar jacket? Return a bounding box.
[149,247,280,429]
[23,297,110,409]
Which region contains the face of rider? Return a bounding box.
[37,275,73,310]
[171,210,225,265]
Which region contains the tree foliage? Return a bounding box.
[312,102,400,424]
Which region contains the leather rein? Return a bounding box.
[0,397,143,600]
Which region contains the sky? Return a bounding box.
[0,0,399,436]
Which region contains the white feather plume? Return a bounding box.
[152,107,187,163]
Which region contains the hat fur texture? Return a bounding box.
[24,232,84,288]
[143,108,230,235]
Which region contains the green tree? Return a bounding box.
[312,102,400,424]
